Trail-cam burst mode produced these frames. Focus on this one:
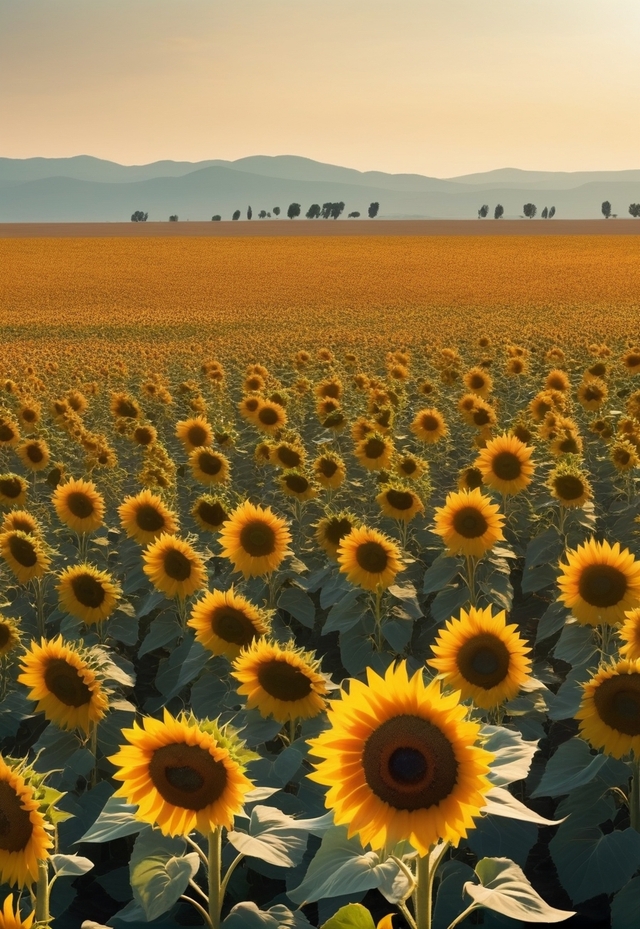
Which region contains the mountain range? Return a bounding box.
[1,155,640,221]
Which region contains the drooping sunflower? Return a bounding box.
[576,659,640,758]
[545,369,571,393]
[313,452,346,490]
[219,501,291,577]
[143,534,207,599]
[188,588,271,659]
[118,489,179,546]
[0,476,27,509]
[0,756,53,888]
[192,494,229,532]
[0,616,21,658]
[176,416,213,452]
[457,465,484,492]
[354,433,394,471]
[188,448,230,486]
[18,636,109,734]
[254,401,287,435]
[110,392,141,420]
[131,423,158,447]
[279,470,317,502]
[0,418,20,447]
[577,378,608,411]
[428,605,532,709]
[232,640,328,722]
[108,709,254,837]
[0,531,50,584]
[337,525,403,591]
[270,440,306,471]
[57,564,121,625]
[557,538,640,626]
[548,465,592,508]
[619,609,640,661]
[16,440,50,472]
[433,488,505,558]
[315,512,359,561]
[308,662,493,856]
[475,433,535,496]
[376,485,424,523]
[610,440,639,472]
[52,478,105,534]
[411,408,448,444]
[0,893,34,928]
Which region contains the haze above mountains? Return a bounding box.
[1,155,640,221]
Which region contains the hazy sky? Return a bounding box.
[2,0,640,176]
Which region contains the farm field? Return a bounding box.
[1,232,640,928]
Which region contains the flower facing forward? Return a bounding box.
[576,659,640,758]
[557,538,640,625]
[433,488,505,558]
[219,501,291,577]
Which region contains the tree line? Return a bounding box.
[131,203,380,222]
[477,204,556,219]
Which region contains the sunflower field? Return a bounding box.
[2,234,640,929]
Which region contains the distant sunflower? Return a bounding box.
[351,417,377,442]
[0,893,34,928]
[270,441,306,470]
[433,488,505,558]
[57,564,121,625]
[337,525,403,591]
[109,709,253,836]
[0,616,21,657]
[16,440,50,472]
[576,659,640,758]
[315,512,359,560]
[457,466,484,492]
[548,467,592,508]
[395,454,427,481]
[254,401,287,435]
[577,378,608,411]
[131,424,158,447]
[52,478,105,534]
[611,440,639,472]
[545,369,571,392]
[0,756,53,888]
[188,588,271,659]
[279,470,317,502]
[622,349,640,374]
[110,393,141,420]
[0,418,20,447]
[313,452,346,490]
[428,605,532,709]
[188,448,230,485]
[463,367,492,398]
[0,531,50,584]
[18,635,109,734]
[475,433,535,496]
[411,408,448,444]
[354,433,394,471]
[143,534,207,599]
[118,489,178,546]
[238,396,261,423]
[232,640,328,722]
[619,609,640,661]
[0,475,27,509]
[376,485,424,523]
[308,662,493,856]
[192,495,229,532]
[219,501,291,577]
[175,416,213,453]
[557,538,640,625]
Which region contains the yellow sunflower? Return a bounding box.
[219,501,291,578]
[619,609,640,661]
[576,659,640,758]
[463,367,493,398]
[238,396,261,423]
[18,636,109,734]
[557,538,640,626]
[433,488,505,558]
[143,534,207,599]
[110,393,141,420]
[254,401,287,435]
[0,418,20,447]
[232,640,328,722]
[354,433,394,471]
[428,605,532,709]
[16,440,50,472]
[307,662,493,856]
[108,709,253,837]
[192,495,229,532]
[52,478,105,534]
[337,526,403,591]
[548,466,592,508]
[0,531,50,584]
[57,564,121,625]
[376,485,424,523]
[0,894,34,928]
[0,757,53,888]
[131,424,158,447]
[279,471,317,502]
[188,588,271,659]
[410,408,448,444]
[475,433,535,496]
[270,441,306,471]
[0,476,27,510]
[611,440,639,472]
[1,511,40,538]
[118,489,179,546]
[313,452,346,490]
[315,512,359,560]
[188,448,230,486]
[457,466,484,492]
[577,378,608,411]
[175,416,213,452]
[0,616,21,658]
[395,454,427,481]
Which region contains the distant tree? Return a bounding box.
[368,202,379,218]
[131,211,148,222]
[494,204,504,220]
[273,207,281,217]
[629,204,640,218]
[258,210,267,219]
[330,202,345,220]
[348,211,360,218]
[287,203,301,219]
[523,203,537,219]
[548,206,556,218]
[211,215,221,221]
[169,215,178,222]
[232,210,241,221]
[321,202,333,219]
[247,206,252,220]
[267,212,271,217]
[541,207,548,219]
[306,204,321,219]
[478,204,489,218]
[602,201,612,219]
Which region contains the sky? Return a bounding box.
[1,0,640,177]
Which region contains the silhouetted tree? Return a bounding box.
[169,215,178,222]
[247,206,252,220]
[330,202,345,220]
[273,207,281,217]
[287,203,301,219]
[602,201,612,219]
[368,202,379,218]
[494,204,504,219]
[321,202,333,219]
[478,205,489,218]
[348,212,360,218]
[548,206,556,218]
[629,204,640,218]
[211,215,221,221]
[131,211,148,222]
[523,203,537,219]
[541,207,548,219]
[306,204,321,219]
[258,210,267,219]
[232,210,241,221]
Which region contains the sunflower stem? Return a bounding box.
[34,858,50,927]
[208,827,222,929]
[464,555,477,607]
[414,853,432,929]
[444,904,480,929]
[33,578,46,640]
[399,902,418,929]
[220,853,245,897]
[631,755,640,832]
[176,596,188,636]
[180,894,213,928]
[373,587,384,652]
[90,721,99,788]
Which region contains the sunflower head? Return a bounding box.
[52,478,105,534]
[463,367,493,398]
[0,756,54,888]
[119,489,179,546]
[376,484,425,523]
[188,588,271,659]
[57,564,121,625]
[313,451,346,490]
[176,416,213,452]
[315,511,359,560]
[0,894,34,928]
[189,448,230,485]
[143,534,207,599]
[548,464,592,508]
[337,525,403,591]
[270,441,306,471]
[0,475,27,510]
[0,616,21,658]
[354,433,394,471]
[619,609,640,661]
[433,487,505,559]
[254,401,287,435]
[457,466,484,492]
[16,440,50,472]
[0,531,50,585]
[219,501,291,578]
[279,470,317,502]
[557,538,640,625]
[192,494,229,533]
[395,454,427,481]
[411,408,448,444]
[475,433,535,496]
[576,659,640,758]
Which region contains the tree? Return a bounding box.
[368,202,379,218]
[330,202,345,220]
[523,203,537,219]
[169,215,178,222]
[494,204,504,220]
[306,204,321,219]
[321,202,333,219]
[548,206,556,218]
[348,212,360,218]
[131,211,148,222]
[273,207,281,217]
[602,201,612,219]
[629,204,640,218]
[232,210,241,221]
[287,203,301,219]
[247,206,252,220]
[541,207,548,219]
[211,215,221,221]
[478,204,489,218]
[258,210,267,219]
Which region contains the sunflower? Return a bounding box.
[550,430,583,457]
[52,478,105,534]
[545,369,570,392]
[619,609,640,661]
[463,367,492,398]
[577,378,608,411]
[175,416,213,453]
[232,640,328,722]
[219,501,291,578]
[351,417,377,442]
[548,466,592,508]
[576,659,640,758]
[0,531,50,584]
[557,538,640,626]
[354,433,394,471]
[192,495,229,532]
[118,489,179,546]
[238,396,261,423]
[315,512,359,560]
[270,441,306,470]
[411,408,448,444]
[279,470,317,502]
[611,440,639,472]
[313,452,346,490]
[0,476,27,509]
[457,466,484,492]
[57,564,121,625]
[376,485,424,523]
[243,374,266,393]
[108,709,253,837]
[110,393,141,420]
[395,454,427,481]
[337,526,403,591]
[308,662,492,856]
[428,605,532,709]
[0,616,21,658]
[0,418,20,447]
[131,424,158,447]
[254,401,287,435]
[18,636,109,734]
[0,894,34,928]
[506,357,526,376]
[16,440,50,472]
[188,588,271,659]
[16,401,41,432]
[0,756,53,888]
[143,534,207,599]
[622,349,640,374]
[475,433,535,496]
[189,448,230,486]
[433,488,505,558]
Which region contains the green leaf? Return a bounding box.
[279,587,317,628]
[138,610,181,657]
[432,860,476,929]
[388,582,422,618]
[531,738,610,798]
[550,826,640,904]
[423,555,461,594]
[611,876,640,929]
[536,600,569,643]
[129,829,200,922]
[524,528,563,571]
[223,902,313,928]
[482,787,565,826]
[77,794,147,844]
[382,616,414,652]
[465,857,574,922]
[320,903,376,929]
[482,725,539,786]
[50,854,94,876]
[324,589,366,635]
[227,804,320,867]
[430,584,470,623]
[467,813,538,869]
[553,623,597,667]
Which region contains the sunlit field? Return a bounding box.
[1,233,640,928]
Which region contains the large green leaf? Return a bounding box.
[553,623,597,667]
[50,854,94,876]
[223,902,313,928]
[531,738,619,798]
[482,725,539,786]
[422,556,461,594]
[464,857,574,922]
[279,586,317,628]
[77,793,148,844]
[481,787,565,826]
[227,805,332,868]
[549,825,640,903]
[129,829,200,922]
[611,876,640,929]
[320,903,376,929]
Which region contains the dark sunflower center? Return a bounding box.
[279,447,302,469]
[473,409,491,426]
[615,450,631,465]
[558,437,580,454]
[0,478,22,498]
[318,458,338,477]
[594,674,640,735]
[239,521,276,557]
[285,474,309,494]
[212,606,258,646]
[26,444,44,463]
[44,658,92,707]
[197,452,223,476]
[386,490,414,511]
[469,374,485,390]
[578,564,627,608]
[456,634,511,688]
[149,743,228,810]
[421,415,439,432]
[22,409,37,423]
[0,781,33,852]
[400,459,417,475]
[626,355,640,368]
[325,518,353,545]
[491,451,522,482]
[164,550,192,581]
[187,425,208,447]
[0,624,10,648]
[116,400,138,418]
[584,386,603,402]
[8,535,37,567]
[245,398,260,413]
[452,506,488,539]
[256,658,313,700]
[364,438,386,459]
[134,427,154,445]
[197,501,227,527]
[463,467,484,490]
[363,715,458,811]
[355,541,388,574]
[258,407,279,426]
[70,573,106,609]
[554,475,585,501]
[321,383,341,398]
[66,492,95,519]
[136,503,166,532]
[0,425,15,443]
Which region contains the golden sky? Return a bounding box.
[1,0,639,176]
